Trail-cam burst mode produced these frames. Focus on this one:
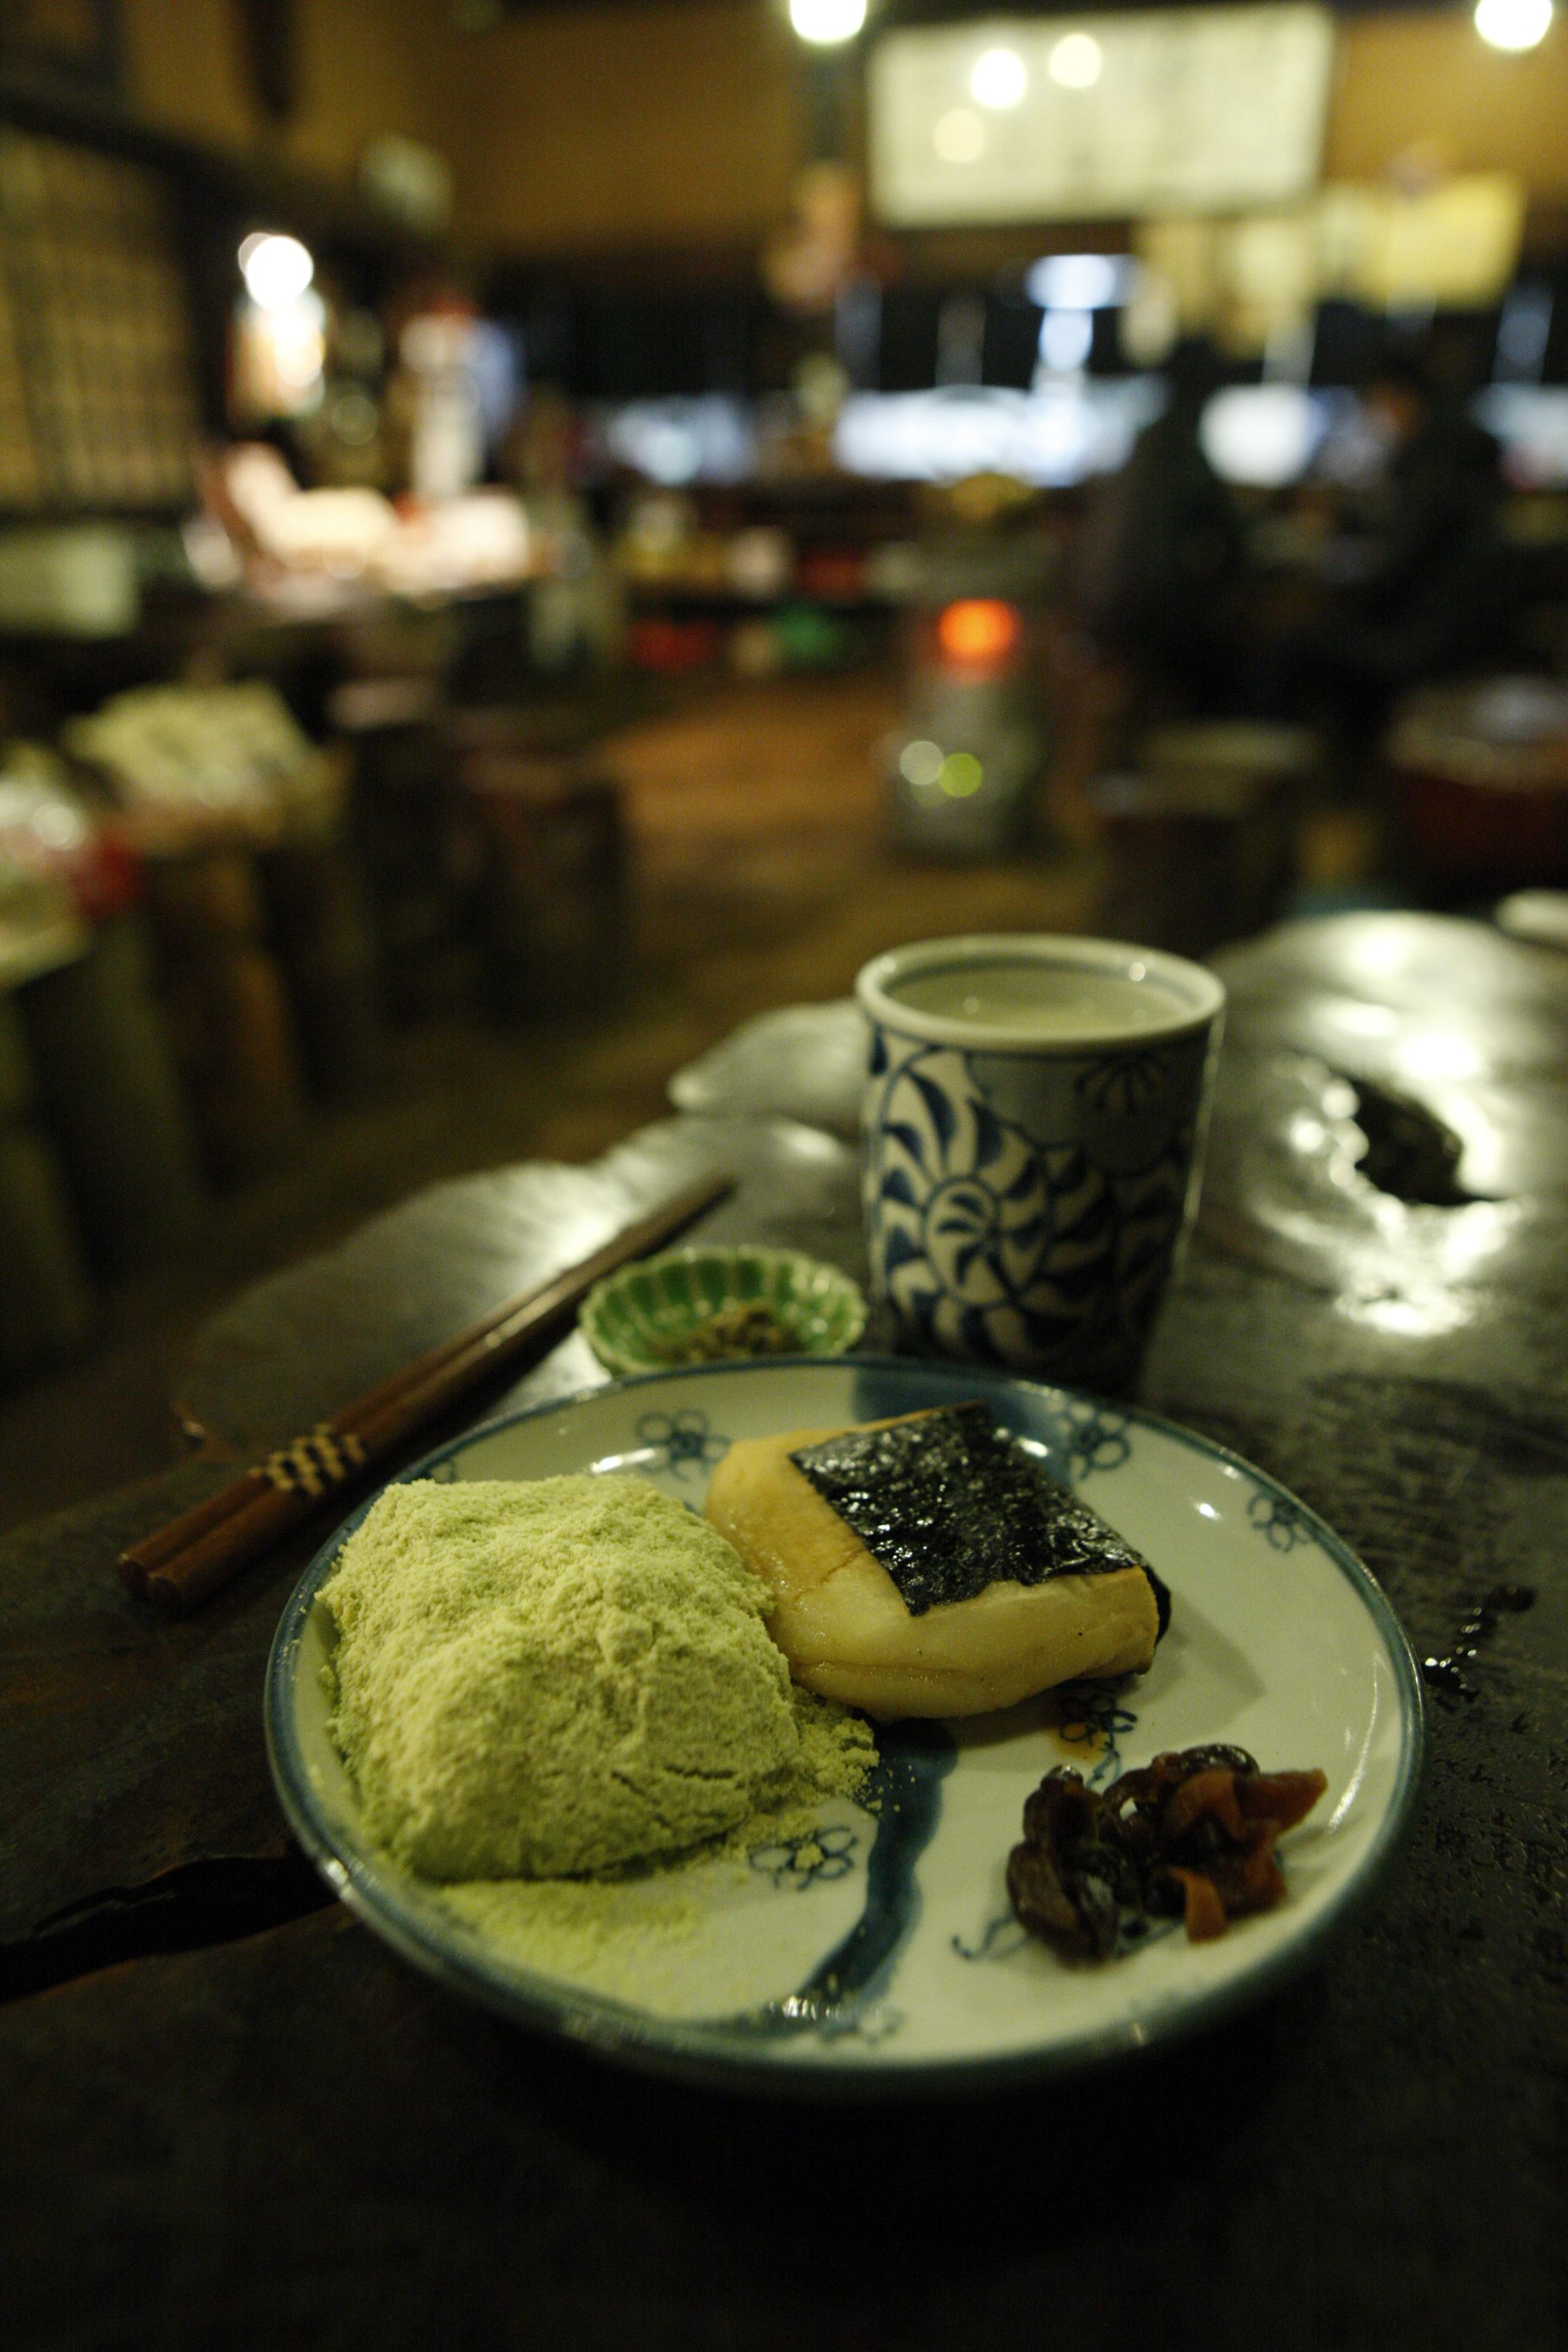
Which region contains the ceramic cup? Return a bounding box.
[856,934,1226,1391]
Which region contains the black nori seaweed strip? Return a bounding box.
[789,1402,1160,1617]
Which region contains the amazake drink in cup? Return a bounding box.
[856,934,1225,1391]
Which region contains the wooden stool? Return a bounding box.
[1091,769,1297,961]
[340,711,474,1021]
[258,838,382,1104]
[19,912,205,1273]
[0,989,95,1377]
[1386,681,1568,893]
[460,754,630,1021]
[141,852,305,1183]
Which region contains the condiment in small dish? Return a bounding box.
[580,1245,866,1376]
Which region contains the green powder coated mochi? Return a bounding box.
[322,1474,803,1880]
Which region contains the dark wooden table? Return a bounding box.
[5,914,1565,2352]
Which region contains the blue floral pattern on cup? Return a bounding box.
[863,1026,1214,1384]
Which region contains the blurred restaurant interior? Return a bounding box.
[8,0,1568,2333]
[4,0,1568,1515]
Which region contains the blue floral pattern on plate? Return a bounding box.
[1248,1491,1315,1549]
[1037,1400,1134,1480]
[634,1407,729,1478]
[1051,1676,1141,1785]
[749,1826,858,1891]
[266,1357,1424,2088]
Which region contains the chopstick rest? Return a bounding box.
[118,1169,734,1616]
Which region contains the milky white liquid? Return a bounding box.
[889,960,1190,1039]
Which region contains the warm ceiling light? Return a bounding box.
[238,232,314,309]
[788,0,867,44]
[933,106,987,163]
[970,46,1028,108]
[1473,0,1553,47]
[1048,30,1103,88]
[936,599,1024,671]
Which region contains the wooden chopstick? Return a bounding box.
[124,1222,636,1587]
[119,1170,734,1616]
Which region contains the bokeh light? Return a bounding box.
[788,0,867,45]
[934,107,987,163]
[1037,308,1095,373]
[939,753,984,798]
[238,232,315,309]
[1048,32,1103,89]
[898,739,945,788]
[1473,0,1553,47]
[970,47,1028,109]
[936,598,1024,669]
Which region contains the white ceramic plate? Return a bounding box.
[266,1358,1423,2093]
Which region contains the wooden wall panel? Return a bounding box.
[1327,15,1568,204]
[117,0,457,184]
[446,3,803,258]
[102,2,1568,263]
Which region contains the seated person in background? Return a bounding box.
[1079,335,1245,721]
[1282,342,1515,740]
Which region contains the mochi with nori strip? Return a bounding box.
[705,1405,1165,1721]
[789,1401,1157,1615]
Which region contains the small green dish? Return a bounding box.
[580,1244,868,1376]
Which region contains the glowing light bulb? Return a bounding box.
[970,47,1027,108]
[1048,31,1103,88]
[788,0,866,44]
[1473,0,1553,44]
[238,232,314,309]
